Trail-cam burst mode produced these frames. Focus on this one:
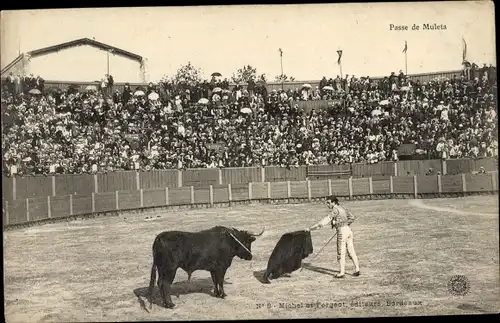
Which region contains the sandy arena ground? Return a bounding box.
[4,196,500,322]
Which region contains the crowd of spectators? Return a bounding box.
[1,65,497,176]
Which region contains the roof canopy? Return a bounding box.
[27,38,143,63]
[1,37,144,75]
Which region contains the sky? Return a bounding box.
[1,1,496,83]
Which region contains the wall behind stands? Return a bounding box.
[2,158,497,201]
[3,172,498,229]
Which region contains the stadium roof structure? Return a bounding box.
[1,38,144,75]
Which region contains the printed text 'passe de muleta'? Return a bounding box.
[390,23,447,31]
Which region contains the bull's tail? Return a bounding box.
[147,258,157,309]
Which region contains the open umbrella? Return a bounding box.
[240,107,252,114]
[302,84,312,89]
[379,99,390,106]
[198,98,209,104]
[28,88,41,95]
[371,109,383,116]
[211,72,222,77]
[148,92,159,100]
[85,85,97,91]
[322,86,334,91]
[212,87,222,93]
[134,90,145,96]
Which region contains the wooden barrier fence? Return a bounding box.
[3,158,497,201]
[3,172,498,228]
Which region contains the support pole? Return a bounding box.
[47,196,52,218]
[348,177,353,200]
[209,185,214,207]
[228,184,233,206]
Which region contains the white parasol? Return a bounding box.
[29,88,41,95]
[148,92,159,100]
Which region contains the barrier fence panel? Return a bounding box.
[446,159,475,175]
[119,190,141,210]
[492,172,498,191]
[392,176,414,194]
[270,182,288,199]
[140,170,179,189]
[310,180,329,198]
[464,174,494,192]
[97,171,137,193]
[15,176,53,200]
[441,174,463,193]
[352,161,394,178]
[397,160,442,176]
[168,187,192,205]
[55,174,94,196]
[472,158,498,172]
[212,184,229,203]
[265,166,307,182]
[231,183,250,201]
[352,178,370,195]
[50,195,71,218]
[72,195,92,215]
[194,188,210,204]
[416,176,439,194]
[143,188,168,208]
[28,197,49,222]
[182,168,219,188]
[371,177,391,194]
[251,183,268,200]
[221,167,261,185]
[3,177,13,200]
[6,199,27,225]
[307,164,351,180]
[290,181,308,198]
[94,192,117,213]
[330,179,349,196]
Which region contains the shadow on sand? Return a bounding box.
[299,262,339,276]
[134,277,232,311]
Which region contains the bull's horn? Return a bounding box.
[249,227,265,237]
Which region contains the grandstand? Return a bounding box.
[1,64,497,177]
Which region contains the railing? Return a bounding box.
[3,172,498,229]
[2,158,497,201]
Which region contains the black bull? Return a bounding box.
[262,230,313,283]
[147,226,264,309]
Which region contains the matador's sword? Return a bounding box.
[300,232,337,272]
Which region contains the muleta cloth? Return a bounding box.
[262,230,313,283]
